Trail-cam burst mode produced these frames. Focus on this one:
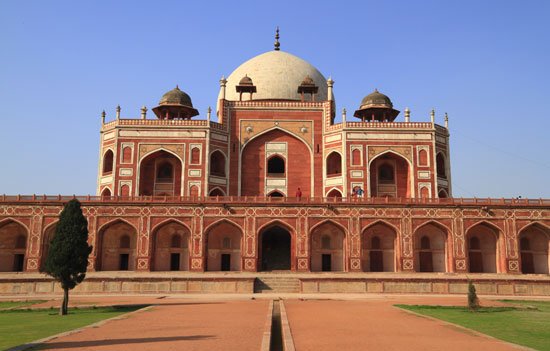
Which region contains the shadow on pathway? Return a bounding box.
[35,335,216,349]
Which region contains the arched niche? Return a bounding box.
[466,223,501,273]
[310,222,345,272]
[98,221,137,271]
[0,220,28,272]
[361,222,396,272]
[369,152,410,198]
[518,224,549,274]
[152,221,190,271]
[413,223,448,272]
[138,150,182,196]
[206,221,242,271]
[210,150,226,177]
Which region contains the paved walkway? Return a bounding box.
[10,294,540,350]
[284,296,523,351]
[38,298,268,351]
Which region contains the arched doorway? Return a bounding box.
[0,220,28,272]
[139,150,182,196]
[152,221,190,271]
[210,151,226,177]
[518,224,549,274]
[369,152,410,198]
[259,225,292,271]
[413,223,448,272]
[326,189,342,198]
[361,222,396,272]
[98,221,137,271]
[310,222,345,272]
[466,223,500,273]
[206,221,242,271]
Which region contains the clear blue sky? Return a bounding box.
[1,1,549,198]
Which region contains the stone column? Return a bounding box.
[296,215,309,271]
[136,212,151,271]
[348,215,362,272]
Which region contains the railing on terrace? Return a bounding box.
[102,118,210,128]
[0,195,548,206]
[327,121,438,131]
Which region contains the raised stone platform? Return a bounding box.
[1,272,549,296]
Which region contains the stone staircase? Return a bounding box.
[254,276,301,293]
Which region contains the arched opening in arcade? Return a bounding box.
[206,221,242,271]
[267,190,285,197]
[259,224,292,271]
[436,153,447,178]
[102,150,114,175]
[310,222,345,272]
[518,224,549,274]
[369,152,410,198]
[138,150,182,196]
[0,220,28,272]
[361,222,396,272]
[209,188,225,197]
[438,189,448,198]
[326,189,342,198]
[101,188,111,197]
[98,221,137,271]
[40,223,57,271]
[326,152,342,176]
[241,129,311,197]
[152,221,190,271]
[466,223,501,273]
[413,223,448,272]
[210,150,226,177]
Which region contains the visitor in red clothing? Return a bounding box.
[295,187,302,200]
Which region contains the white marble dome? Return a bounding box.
[219,50,329,102]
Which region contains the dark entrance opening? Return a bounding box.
[370,250,383,272]
[221,254,231,271]
[119,254,129,270]
[261,226,291,271]
[419,252,433,272]
[521,252,535,274]
[322,254,331,272]
[13,254,25,272]
[170,253,180,271]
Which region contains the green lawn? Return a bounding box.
[396,300,550,351]
[0,305,144,350]
[0,300,46,310]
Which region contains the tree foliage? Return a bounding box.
[42,199,92,315]
[467,280,480,311]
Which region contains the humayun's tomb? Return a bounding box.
[1,32,549,295]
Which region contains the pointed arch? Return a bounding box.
[40,221,59,270]
[151,219,191,271]
[517,221,550,235]
[102,149,114,175]
[205,219,243,271]
[436,152,447,178]
[209,187,226,196]
[368,150,413,198]
[258,220,294,271]
[361,220,397,272]
[464,220,503,236]
[210,150,227,177]
[326,188,343,198]
[412,220,451,234]
[97,218,138,271]
[0,218,29,272]
[267,190,285,197]
[241,126,313,154]
[101,187,112,197]
[137,148,183,196]
[362,219,400,234]
[326,151,342,176]
[310,220,347,272]
[518,222,549,274]
[465,221,502,273]
[413,221,449,272]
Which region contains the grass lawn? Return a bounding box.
[0,300,46,310]
[396,300,550,351]
[0,305,144,350]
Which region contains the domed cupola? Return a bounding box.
[353,89,400,122]
[235,75,257,101]
[152,85,199,120]
[297,75,319,101]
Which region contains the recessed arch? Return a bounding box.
[413,222,449,272]
[258,221,294,271]
[326,151,342,176]
[310,220,346,272]
[518,222,549,274]
[101,187,112,197]
[210,150,227,177]
[137,148,184,196]
[241,126,313,154]
[209,187,226,196]
[0,219,29,272]
[361,221,397,272]
[40,221,58,271]
[465,222,502,273]
[102,149,114,175]
[267,190,285,197]
[438,189,449,198]
[151,219,191,271]
[368,150,413,198]
[436,152,447,178]
[97,219,138,271]
[205,219,243,271]
[267,154,286,176]
[326,188,343,198]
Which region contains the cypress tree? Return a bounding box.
[43,199,92,315]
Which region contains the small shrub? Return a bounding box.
[468,280,480,311]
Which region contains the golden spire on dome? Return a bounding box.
[274,27,280,51]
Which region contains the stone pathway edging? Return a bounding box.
[260,300,274,351]
[7,305,153,351]
[279,300,296,351]
[395,306,536,351]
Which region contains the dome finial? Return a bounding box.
[274,26,280,51]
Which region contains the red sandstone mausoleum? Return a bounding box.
[1,33,549,295]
